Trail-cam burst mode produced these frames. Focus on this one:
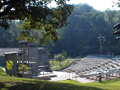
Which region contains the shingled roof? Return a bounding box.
[0,48,19,56]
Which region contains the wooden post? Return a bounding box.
[99,72,102,83]
[36,58,38,76]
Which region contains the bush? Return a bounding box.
[0,67,9,76]
[0,67,4,72]
[6,60,13,71]
[49,59,76,71]
[54,54,64,61]
[18,64,30,73]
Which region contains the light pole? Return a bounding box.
[97,34,106,55]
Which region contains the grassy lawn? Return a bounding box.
[49,59,77,71]
[1,76,120,90]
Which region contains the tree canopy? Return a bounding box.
[0,0,73,44]
[48,4,120,57]
[1,4,120,57]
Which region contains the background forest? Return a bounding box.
[1,4,120,58]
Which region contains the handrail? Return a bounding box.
[53,72,77,81]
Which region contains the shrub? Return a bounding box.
[6,60,13,71]
[18,64,30,73]
[0,67,9,76]
[0,67,4,72]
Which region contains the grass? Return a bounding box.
[1,59,120,90]
[1,76,120,90]
[49,59,77,71]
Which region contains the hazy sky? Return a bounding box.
[67,0,119,11]
[49,0,119,11]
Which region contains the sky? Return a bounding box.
[67,0,119,11]
[49,0,120,11]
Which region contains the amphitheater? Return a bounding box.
[53,55,120,82]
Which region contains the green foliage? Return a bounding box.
[6,60,13,71]
[18,64,30,73]
[49,4,120,57]
[1,75,120,90]
[0,0,74,44]
[0,67,4,72]
[0,21,20,47]
[54,54,64,61]
[0,67,5,75]
[54,54,65,65]
[0,67,9,76]
[61,50,67,58]
[49,59,75,71]
[1,4,120,57]
[54,50,67,62]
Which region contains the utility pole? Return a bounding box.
[97,34,106,55]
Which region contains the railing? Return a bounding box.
[53,72,77,81]
[81,68,120,80]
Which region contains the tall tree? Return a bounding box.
[50,4,119,57]
[0,0,73,44]
[0,21,20,47]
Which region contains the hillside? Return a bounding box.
[0,76,120,90]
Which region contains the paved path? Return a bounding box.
[50,71,97,83]
[75,77,96,83]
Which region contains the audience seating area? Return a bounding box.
[63,55,120,80]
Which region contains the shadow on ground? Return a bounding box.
[0,82,5,89]
[0,79,106,90]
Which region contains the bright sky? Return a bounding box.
[67,0,119,11]
[49,0,120,11]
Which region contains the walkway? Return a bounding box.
[50,71,96,83]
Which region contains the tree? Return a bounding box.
[6,60,13,71]
[0,21,20,47]
[0,0,73,44]
[61,50,67,58]
[18,64,30,74]
[54,54,64,65]
[49,4,120,57]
